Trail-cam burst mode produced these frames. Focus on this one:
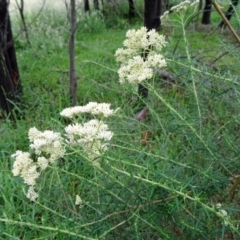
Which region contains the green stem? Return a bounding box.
[181,17,202,135]
[0,218,97,239]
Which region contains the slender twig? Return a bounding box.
[90,80,125,94]
[229,175,240,201]
[0,218,96,240]
[8,0,47,46]
[173,11,203,55]
[210,44,240,65]
[15,0,30,44]
[210,50,229,65]
[78,195,178,228]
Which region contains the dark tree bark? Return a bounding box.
[84,0,90,12]
[201,0,212,24]
[128,0,135,18]
[218,0,239,28]
[69,0,77,106]
[0,0,22,114]
[138,0,161,99]
[144,0,161,31]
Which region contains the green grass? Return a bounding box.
[1,2,240,239]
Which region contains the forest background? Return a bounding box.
[1,0,240,239]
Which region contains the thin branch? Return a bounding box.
[69,0,77,106]
[79,195,178,228]
[90,79,125,94]
[15,0,30,44]
[211,0,240,45]
[210,50,229,65]
[4,0,47,51]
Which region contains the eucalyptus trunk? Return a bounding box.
[84,0,90,12]
[201,0,212,24]
[128,0,135,18]
[0,0,22,114]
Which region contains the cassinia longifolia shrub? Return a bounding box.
[12,27,168,202]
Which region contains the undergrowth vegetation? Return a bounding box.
[1,1,240,239]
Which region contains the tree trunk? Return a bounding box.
[201,0,212,24]
[84,0,90,12]
[144,0,161,31]
[0,0,22,114]
[69,0,77,106]
[218,0,239,28]
[128,0,135,18]
[138,0,161,99]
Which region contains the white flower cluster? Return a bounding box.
[29,127,65,163]
[62,103,115,162]
[160,0,199,23]
[12,102,115,201]
[65,119,113,161]
[115,27,167,85]
[216,203,230,226]
[60,102,118,118]
[12,151,40,186]
[160,11,170,24]
[65,120,113,145]
[75,194,83,206]
[170,0,199,12]
[12,150,40,201]
[12,127,65,201]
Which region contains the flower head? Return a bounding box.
[160,11,169,24]
[37,156,49,170]
[115,27,167,85]
[26,186,39,201]
[12,151,40,186]
[161,0,200,24]
[75,194,83,206]
[118,56,153,84]
[216,203,230,226]
[28,127,65,163]
[65,119,113,159]
[60,102,118,118]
